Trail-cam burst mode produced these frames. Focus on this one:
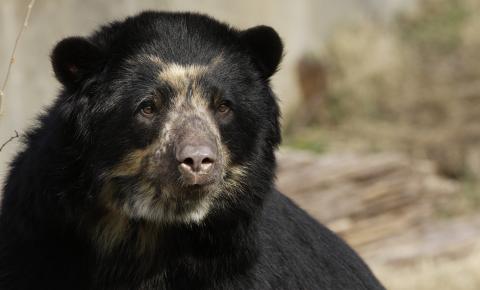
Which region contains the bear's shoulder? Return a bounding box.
[252,190,384,289]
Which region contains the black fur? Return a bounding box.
[0,11,384,290]
[51,37,106,88]
[240,25,284,79]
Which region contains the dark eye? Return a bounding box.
[216,102,231,114]
[139,100,156,117]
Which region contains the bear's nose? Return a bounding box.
[176,143,217,185]
[177,145,216,172]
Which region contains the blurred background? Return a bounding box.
[1,0,479,289]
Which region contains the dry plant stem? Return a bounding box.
[0,0,36,115]
[0,130,19,152]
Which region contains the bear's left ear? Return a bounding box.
[51,37,106,89]
[240,25,283,80]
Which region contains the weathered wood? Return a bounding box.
[276,149,468,265]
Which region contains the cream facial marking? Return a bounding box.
[155,61,220,158]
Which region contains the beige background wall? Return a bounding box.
[0,0,414,183]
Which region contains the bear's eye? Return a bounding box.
[139,100,156,118]
[216,102,231,114]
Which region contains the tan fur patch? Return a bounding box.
[145,54,165,66]
[222,164,249,194]
[91,208,130,254]
[159,63,207,89]
[108,149,151,178]
[210,53,224,67]
[91,210,163,256]
[93,182,160,255]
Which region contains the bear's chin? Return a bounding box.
[117,186,218,225]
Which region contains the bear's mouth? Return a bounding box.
[99,159,253,225]
[166,181,219,201]
[99,172,224,224]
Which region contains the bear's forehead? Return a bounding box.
[120,51,247,92]
[123,53,225,86]
[93,12,240,65]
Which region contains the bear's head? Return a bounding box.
[50,12,283,226]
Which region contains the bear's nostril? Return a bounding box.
[180,155,215,173]
[183,157,195,167]
[201,157,214,165]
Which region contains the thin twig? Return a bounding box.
[0,130,19,152]
[0,0,36,115]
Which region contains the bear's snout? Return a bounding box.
[175,132,219,186]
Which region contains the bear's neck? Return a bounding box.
[86,204,262,287]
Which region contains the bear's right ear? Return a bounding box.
[240,26,283,80]
[51,37,105,88]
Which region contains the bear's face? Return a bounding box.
[50,12,283,225]
[95,56,255,224]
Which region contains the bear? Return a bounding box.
[0,11,384,290]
